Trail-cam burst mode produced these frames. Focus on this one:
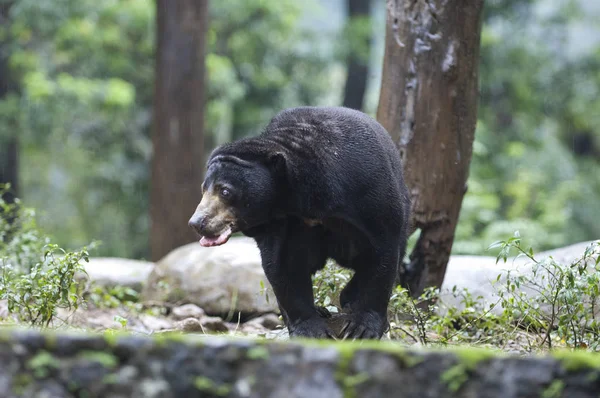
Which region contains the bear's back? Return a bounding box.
[261,106,399,164]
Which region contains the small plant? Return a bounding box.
[86,284,141,310]
[311,259,353,314]
[388,284,507,347]
[388,286,439,345]
[0,185,95,328]
[491,232,600,350]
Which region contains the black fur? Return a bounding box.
[200,106,411,339]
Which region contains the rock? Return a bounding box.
[171,304,205,320]
[237,322,271,336]
[438,240,600,319]
[79,310,128,331]
[177,317,204,333]
[246,313,283,330]
[1,328,600,397]
[200,316,229,333]
[77,257,154,291]
[139,314,175,332]
[0,300,11,321]
[141,237,278,316]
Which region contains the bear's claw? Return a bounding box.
[289,316,337,339]
[339,312,385,340]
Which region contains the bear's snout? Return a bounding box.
[188,214,207,235]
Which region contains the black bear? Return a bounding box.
[188,106,410,340]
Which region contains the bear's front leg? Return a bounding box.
[264,257,335,339]
[254,221,335,339]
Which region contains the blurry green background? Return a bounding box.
[0,0,599,260]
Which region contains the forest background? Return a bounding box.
[0,0,599,261]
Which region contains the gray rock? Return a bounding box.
[176,317,204,333]
[246,313,283,330]
[438,240,600,320]
[141,237,278,316]
[200,316,229,333]
[77,257,154,291]
[0,328,598,397]
[171,304,205,320]
[139,314,175,332]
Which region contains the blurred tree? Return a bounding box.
[377,0,485,296]
[454,0,600,254]
[2,0,155,258]
[0,0,18,204]
[208,0,331,142]
[0,0,331,259]
[341,0,371,110]
[4,0,595,261]
[150,0,209,261]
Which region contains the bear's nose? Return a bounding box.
[188,215,206,234]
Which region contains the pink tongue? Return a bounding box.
[199,228,232,247]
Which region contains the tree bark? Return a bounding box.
[377,0,484,296]
[342,0,371,110]
[150,0,209,261]
[0,1,18,204]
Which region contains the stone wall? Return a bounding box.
[0,328,599,397]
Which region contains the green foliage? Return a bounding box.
[1,0,333,259]
[0,185,94,327]
[364,232,600,353]
[312,260,353,314]
[1,0,599,260]
[208,0,332,142]
[492,233,600,350]
[85,284,140,310]
[454,0,600,254]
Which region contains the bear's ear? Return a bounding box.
[268,152,286,176]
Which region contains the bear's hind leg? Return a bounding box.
[338,243,400,340]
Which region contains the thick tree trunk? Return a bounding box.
[0,138,18,203]
[0,1,18,204]
[377,0,484,296]
[150,0,209,261]
[342,0,371,110]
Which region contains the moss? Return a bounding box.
[342,372,370,389]
[77,351,118,369]
[246,346,270,360]
[0,329,10,343]
[12,373,33,395]
[193,376,231,396]
[26,350,59,378]
[27,350,58,370]
[102,373,119,385]
[441,364,469,393]
[304,338,430,372]
[44,333,58,350]
[440,347,497,393]
[450,346,498,369]
[152,331,187,347]
[552,349,600,372]
[334,344,359,398]
[541,380,564,398]
[103,330,120,347]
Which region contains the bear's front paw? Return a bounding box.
[289,316,336,339]
[339,311,387,340]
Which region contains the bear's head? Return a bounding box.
[188,153,284,247]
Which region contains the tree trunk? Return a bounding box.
[342,0,371,110]
[150,0,209,261]
[0,1,18,204]
[0,138,18,203]
[377,0,484,296]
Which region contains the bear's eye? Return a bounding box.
[220,188,231,198]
